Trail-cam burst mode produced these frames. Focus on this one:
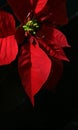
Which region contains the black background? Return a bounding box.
[0,0,78,129]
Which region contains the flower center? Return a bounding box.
[22,19,39,35]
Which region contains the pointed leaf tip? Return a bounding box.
[18,42,51,104]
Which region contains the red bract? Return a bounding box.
[7,0,68,24]
[0,0,70,105]
[0,11,18,65]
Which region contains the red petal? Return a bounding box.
[15,27,25,45]
[18,42,51,105]
[50,0,68,25]
[37,26,69,61]
[38,0,68,25]
[7,0,32,22]
[51,28,70,48]
[50,48,69,61]
[0,11,15,38]
[7,0,48,22]
[0,35,18,65]
[37,26,70,47]
[44,59,63,90]
[38,39,69,61]
[34,0,48,14]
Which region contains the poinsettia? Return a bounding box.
[0,0,70,105]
